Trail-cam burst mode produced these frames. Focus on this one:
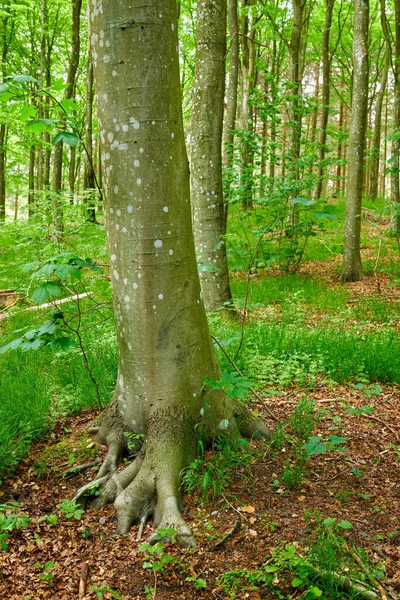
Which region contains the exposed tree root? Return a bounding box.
[73,400,272,547]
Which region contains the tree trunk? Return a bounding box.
[87,0,269,545]
[28,146,35,217]
[381,94,388,197]
[239,0,257,209]
[342,0,369,282]
[368,33,388,201]
[288,0,305,227]
[222,0,239,214]
[0,3,10,222]
[190,0,233,311]
[308,62,319,177]
[52,0,82,232]
[83,54,96,222]
[391,0,400,233]
[314,0,334,199]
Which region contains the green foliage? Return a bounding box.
[57,499,85,520]
[138,529,177,576]
[91,584,123,599]
[185,576,207,590]
[0,502,30,551]
[182,436,254,502]
[34,560,55,585]
[204,370,252,400]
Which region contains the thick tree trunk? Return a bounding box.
[190,0,233,311]
[342,0,369,282]
[314,0,334,200]
[86,0,269,545]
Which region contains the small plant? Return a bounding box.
[91,584,122,599]
[37,514,58,526]
[0,502,31,551]
[34,560,55,585]
[302,434,348,456]
[204,370,252,400]
[124,431,145,452]
[185,576,207,589]
[57,498,85,520]
[139,529,177,599]
[182,435,254,502]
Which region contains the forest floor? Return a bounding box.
[0,217,399,599]
[0,271,399,600]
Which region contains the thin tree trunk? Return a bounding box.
[83,54,96,222]
[315,0,335,199]
[391,0,400,233]
[0,3,10,221]
[52,0,82,232]
[28,146,35,217]
[368,38,388,201]
[239,0,257,209]
[190,0,233,311]
[307,62,319,177]
[342,0,369,282]
[222,0,239,217]
[14,191,18,221]
[381,94,388,197]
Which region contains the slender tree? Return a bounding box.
[314,0,335,200]
[342,0,369,281]
[391,0,400,233]
[52,0,82,231]
[84,0,269,544]
[190,0,233,311]
[0,1,10,221]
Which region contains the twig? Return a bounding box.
[55,458,102,479]
[211,334,279,423]
[78,561,89,599]
[221,494,245,519]
[360,413,400,443]
[345,544,389,600]
[24,292,93,311]
[210,520,240,551]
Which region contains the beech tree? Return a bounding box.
[190,0,233,311]
[342,0,369,282]
[84,0,269,546]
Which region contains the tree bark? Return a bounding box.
[342,0,369,282]
[190,0,233,311]
[222,0,239,214]
[239,0,257,209]
[0,2,10,221]
[28,146,35,217]
[391,0,400,233]
[314,0,334,200]
[83,53,96,222]
[52,0,82,231]
[87,0,269,545]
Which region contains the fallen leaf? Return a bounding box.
[241,505,256,514]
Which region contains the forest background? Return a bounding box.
[0,0,399,599]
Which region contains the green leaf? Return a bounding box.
[48,337,77,351]
[327,435,348,446]
[19,104,37,122]
[322,518,336,526]
[9,74,39,84]
[0,337,24,354]
[52,131,79,148]
[31,282,63,305]
[337,520,352,529]
[26,118,55,133]
[291,196,315,206]
[314,211,339,220]
[291,578,303,587]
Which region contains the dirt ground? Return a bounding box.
[0,381,399,600]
